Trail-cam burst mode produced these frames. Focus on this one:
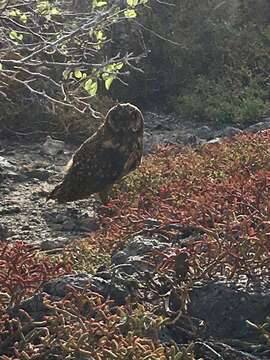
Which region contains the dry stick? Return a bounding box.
[0,71,92,114]
[0,0,11,15]
[0,15,47,41]
[155,0,175,6]
[19,8,121,64]
[133,20,183,47]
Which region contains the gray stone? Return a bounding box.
[183,134,204,146]
[40,238,69,250]
[61,219,76,231]
[189,281,270,341]
[246,121,270,133]
[206,138,222,144]
[24,168,53,181]
[0,223,9,239]
[111,235,168,266]
[43,274,92,297]
[261,116,270,122]
[0,205,21,215]
[0,156,20,181]
[196,125,214,140]
[78,216,98,232]
[221,126,243,138]
[42,135,65,156]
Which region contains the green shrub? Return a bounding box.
[174,76,269,126]
[119,0,270,126]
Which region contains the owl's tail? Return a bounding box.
[46,182,67,203]
[46,175,88,203]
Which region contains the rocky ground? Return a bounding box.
[1,113,270,359]
[1,112,270,247]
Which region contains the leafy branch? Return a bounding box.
[0,0,149,115]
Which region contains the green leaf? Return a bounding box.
[124,9,137,18]
[0,63,3,71]
[105,76,114,90]
[20,14,28,23]
[9,30,18,40]
[95,0,107,7]
[74,70,83,79]
[84,79,93,90]
[115,62,124,70]
[63,70,69,80]
[127,0,139,7]
[9,30,23,41]
[50,7,60,15]
[9,9,19,17]
[84,79,98,96]
[95,30,106,41]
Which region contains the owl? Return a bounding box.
[47,103,144,203]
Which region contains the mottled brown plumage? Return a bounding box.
[47,103,144,203]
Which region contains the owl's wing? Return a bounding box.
[122,137,143,176]
[67,132,98,169]
[122,148,142,177]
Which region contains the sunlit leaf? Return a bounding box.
[115,62,124,70]
[94,0,107,7]
[63,70,69,80]
[84,79,98,96]
[74,70,83,79]
[50,7,60,15]
[20,14,28,23]
[9,30,23,41]
[127,0,139,7]
[105,76,115,90]
[9,9,19,17]
[95,30,106,41]
[124,9,137,18]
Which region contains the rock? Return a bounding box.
[183,134,203,146]
[90,276,132,305]
[8,293,49,320]
[206,137,222,144]
[221,126,243,137]
[61,219,76,231]
[42,135,65,156]
[189,281,270,341]
[143,131,155,153]
[261,116,270,122]
[0,156,20,182]
[24,168,53,181]
[111,235,169,266]
[40,238,70,250]
[196,126,214,140]
[0,223,9,239]
[246,121,270,133]
[0,205,21,215]
[43,274,92,297]
[77,216,98,232]
[144,218,161,228]
[21,225,31,231]
[144,112,176,131]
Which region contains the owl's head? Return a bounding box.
[106,103,143,133]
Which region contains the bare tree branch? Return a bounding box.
[0,0,147,116]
